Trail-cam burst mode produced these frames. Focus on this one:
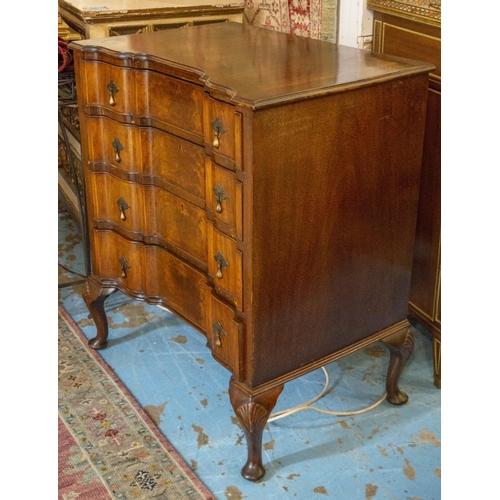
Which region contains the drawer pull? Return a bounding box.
[211,117,226,149]
[118,256,131,278]
[214,252,228,279]
[112,138,124,163]
[117,197,130,221]
[213,184,228,213]
[212,321,227,347]
[107,79,119,106]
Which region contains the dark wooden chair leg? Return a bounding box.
[82,277,116,350]
[381,326,414,405]
[228,378,283,481]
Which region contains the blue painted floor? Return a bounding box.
[58,204,441,500]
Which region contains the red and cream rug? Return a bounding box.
[243,0,338,42]
[58,305,214,499]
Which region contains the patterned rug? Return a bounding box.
[243,0,338,42]
[58,305,215,500]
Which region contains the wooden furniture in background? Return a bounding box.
[369,0,441,388]
[58,12,82,41]
[58,15,83,224]
[71,23,433,480]
[58,0,244,39]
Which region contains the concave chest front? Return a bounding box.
[71,23,433,481]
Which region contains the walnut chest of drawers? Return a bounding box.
[71,23,433,481]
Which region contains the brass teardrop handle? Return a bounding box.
[213,184,228,214]
[118,256,131,279]
[211,117,226,149]
[107,79,119,106]
[112,138,124,163]
[117,196,130,221]
[214,252,228,279]
[212,321,227,348]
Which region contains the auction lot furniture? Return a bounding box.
[71,23,433,480]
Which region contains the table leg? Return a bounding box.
[82,277,116,350]
[382,326,414,405]
[228,378,283,481]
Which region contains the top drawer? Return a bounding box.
[80,61,204,140]
[82,61,134,116]
[204,97,240,169]
[136,70,204,140]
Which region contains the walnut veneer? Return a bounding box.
[71,23,433,480]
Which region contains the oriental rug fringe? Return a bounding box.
[58,305,215,500]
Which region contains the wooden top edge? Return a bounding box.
[70,23,435,108]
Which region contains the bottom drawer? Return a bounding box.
[209,295,242,377]
[92,230,209,333]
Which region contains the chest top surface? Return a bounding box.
[71,22,434,108]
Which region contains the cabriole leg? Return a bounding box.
[382,326,415,405]
[82,277,116,350]
[228,378,283,481]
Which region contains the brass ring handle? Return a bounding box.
[212,321,227,348]
[117,196,130,221]
[112,138,124,163]
[118,256,131,279]
[214,252,228,279]
[213,184,228,214]
[107,79,119,106]
[211,117,226,150]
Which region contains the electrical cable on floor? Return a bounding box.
[268,367,387,423]
[58,262,87,279]
[58,263,87,289]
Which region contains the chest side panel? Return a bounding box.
[248,75,429,386]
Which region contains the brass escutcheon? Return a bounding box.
[212,321,227,347]
[118,256,131,279]
[214,252,228,279]
[112,137,124,163]
[213,184,228,213]
[107,79,119,106]
[117,196,130,221]
[211,117,226,149]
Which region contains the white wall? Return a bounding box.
[338,0,373,49]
